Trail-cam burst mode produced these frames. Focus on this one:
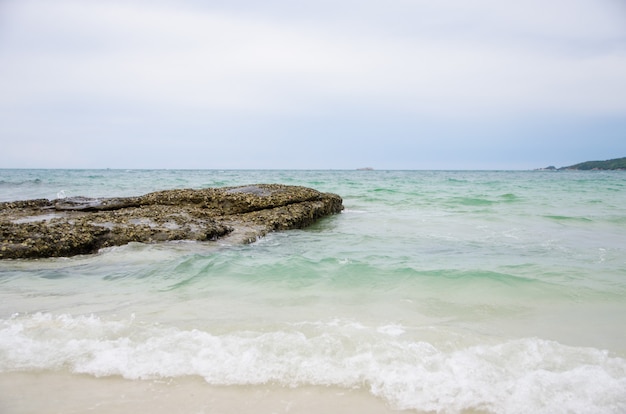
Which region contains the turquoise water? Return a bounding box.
[1,169,625,413]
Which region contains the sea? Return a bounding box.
[0,169,625,414]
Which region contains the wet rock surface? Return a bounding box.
[0,184,343,259]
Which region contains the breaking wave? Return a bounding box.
[1,313,625,413]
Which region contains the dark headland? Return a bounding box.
[0,184,343,260]
[538,157,626,171]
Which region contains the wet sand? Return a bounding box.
[0,372,406,414]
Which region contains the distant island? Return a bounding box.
[538,157,626,171]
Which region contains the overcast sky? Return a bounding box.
[1,0,625,169]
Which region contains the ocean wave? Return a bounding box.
[450,196,495,206]
[1,313,625,413]
[544,215,594,223]
[0,178,42,187]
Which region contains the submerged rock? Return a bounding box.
[0,184,343,259]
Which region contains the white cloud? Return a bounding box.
[0,0,625,169]
[2,0,625,119]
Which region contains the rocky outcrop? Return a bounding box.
[0,184,343,259]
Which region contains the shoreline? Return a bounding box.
[0,371,420,414]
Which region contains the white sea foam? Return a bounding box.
[1,313,625,413]
[377,324,406,337]
[342,209,368,214]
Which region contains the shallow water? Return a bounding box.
[1,169,625,413]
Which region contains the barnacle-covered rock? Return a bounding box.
[0,184,343,259]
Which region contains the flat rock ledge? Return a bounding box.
[0,184,343,259]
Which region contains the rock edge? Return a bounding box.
[0,184,343,259]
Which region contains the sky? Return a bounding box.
[1,0,625,170]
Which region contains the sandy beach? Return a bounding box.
[0,372,412,414]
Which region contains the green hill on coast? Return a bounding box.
[560,157,626,170]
